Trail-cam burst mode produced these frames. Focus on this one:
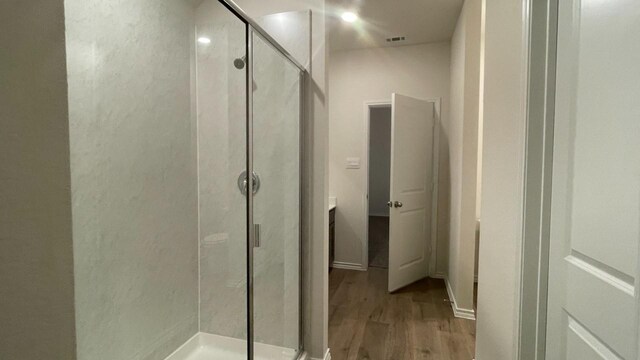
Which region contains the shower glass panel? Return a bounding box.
[250,31,302,358]
[196,0,248,357]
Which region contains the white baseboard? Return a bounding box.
[444,277,476,320]
[332,261,367,271]
[430,272,446,279]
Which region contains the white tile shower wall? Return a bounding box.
[257,10,311,69]
[65,1,199,359]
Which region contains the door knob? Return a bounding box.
[387,201,393,208]
[394,201,403,208]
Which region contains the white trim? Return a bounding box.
[431,272,446,280]
[427,98,442,277]
[332,261,367,271]
[444,277,476,320]
[519,0,557,358]
[164,332,299,360]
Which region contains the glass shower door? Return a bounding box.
[196,1,248,358]
[249,30,302,359]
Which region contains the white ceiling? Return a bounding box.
[326,0,464,52]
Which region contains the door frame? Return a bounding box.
[484,0,561,358]
[482,0,566,358]
[517,0,558,358]
[362,97,441,276]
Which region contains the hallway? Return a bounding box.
[368,216,390,269]
[329,268,476,360]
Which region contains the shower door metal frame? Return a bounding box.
[218,0,308,72]
[217,1,307,359]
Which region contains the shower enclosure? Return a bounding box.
[64,0,306,359]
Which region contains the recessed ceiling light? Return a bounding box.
[341,12,358,23]
[197,37,211,44]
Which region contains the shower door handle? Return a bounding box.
[254,223,261,248]
[238,170,261,196]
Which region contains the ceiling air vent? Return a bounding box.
[386,36,406,43]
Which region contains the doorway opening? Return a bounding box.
[328,96,476,359]
[362,95,437,292]
[367,105,392,269]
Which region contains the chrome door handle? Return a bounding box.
[238,170,260,196]
[387,201,393,208]
[394,201,403,208]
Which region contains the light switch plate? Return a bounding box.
[346,157,361,169]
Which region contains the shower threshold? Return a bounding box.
[164,332,301,360]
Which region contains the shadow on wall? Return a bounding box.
[436,121,451,276]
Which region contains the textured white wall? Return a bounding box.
[368,108,392,217]
[447,0,482,313]
[65,1,199,359]
[0,1,77,358]
[328,43,451,271]
[476,0,528,357]
[258,10,311,69]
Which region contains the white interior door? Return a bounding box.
[388,93,434,292]
[545,0,640,358]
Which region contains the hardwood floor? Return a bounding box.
[329,268,476,360]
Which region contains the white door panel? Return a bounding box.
[546,0,640,358]
[564,257,636,356]
[566,318,623,360]
[388,93,434,292]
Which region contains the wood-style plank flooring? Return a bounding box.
[329,268,476,360]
